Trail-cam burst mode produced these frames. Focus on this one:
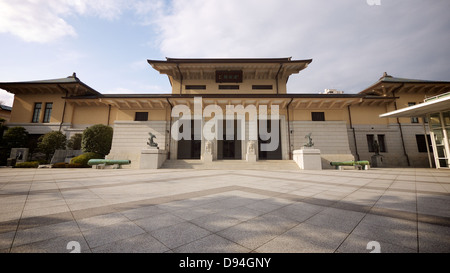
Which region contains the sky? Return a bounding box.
[0,0,449,107]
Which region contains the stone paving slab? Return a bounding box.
[0,167,449,253]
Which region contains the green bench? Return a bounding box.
[330,160,370,170]
[88,159,131,169]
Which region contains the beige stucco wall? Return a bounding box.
[348,104,390,125]
[115,109,167,121]
[71,105,110,126]
[292,108,347,122]
[171,77,286,95]
[394,91,430,124]
[10,94,66,123]
[0,109,11,122]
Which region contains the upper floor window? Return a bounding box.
[311,112,325,121]
[252,85,273,90]
[32,103,42,123]
[219,85,239,90]
[43,103,53,123]
[186,85,206,90]
[135,112,148,121]
[408,102,419,123]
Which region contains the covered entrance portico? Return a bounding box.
[173,117,286,161]
[380,92,450,169]
[217,119,242,160]
[168,96,290,162]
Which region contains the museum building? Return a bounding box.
[1,57,449,169]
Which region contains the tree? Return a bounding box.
[0,118,7,140]
[3,126,29,149]
[81,124,113,156]
[67,133,82,150]
[37,131,67,162]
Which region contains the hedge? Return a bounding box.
[52,162,83,168]
[15,161,39,168]
[70,152,104,167]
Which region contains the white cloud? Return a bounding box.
[0,0,134,43]
[0,0,76,43]
[152,0,450,93]
[104,87,139,94]
[0,0,448,96]
[104,84,166,94]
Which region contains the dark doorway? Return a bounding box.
[217,119,242,160]
[258,119,282,160]
[177,120,201,159]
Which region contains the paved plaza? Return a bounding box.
[0,167,449,253]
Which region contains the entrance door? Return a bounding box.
[217,119,242,160]
[177,120,201,159]
[258,119,282,160]
[430,112,450,168]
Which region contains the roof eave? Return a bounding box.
[148,57,313,64]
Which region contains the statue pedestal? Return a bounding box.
[202,141,213,163]
[9,148,29,164]
[140,148,167,169]
[246,153,257,163]
[246,141,256,162]
[202,153,213,163]
[371,155,383,168]
[293,147,322,170]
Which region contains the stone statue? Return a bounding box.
[373,140,380,155]
[147,132,158,148]
[247,140,255,154]
[304,133,314,147]
[16,150,23,160]
[205,141,212,154]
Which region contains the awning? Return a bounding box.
[379,93,450,118]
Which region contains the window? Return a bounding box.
[408,102,419,123]
[32,103,42,123]
[219,85,239,90]
[367,134,386,153]
[252,85,273,90]
[43,103,52,123]
[377,134,386,152]
[186,85,206,90]
[416,134,433,153]
[311,112,325,121]
[367,134,375,152]
[135,112,148,121]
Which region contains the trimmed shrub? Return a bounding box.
[81,124,113,157]
[15,161,39,168]
[67,133,82,150]
[70,152,103,167]
[3,127,29,149]
[37,131,67,162]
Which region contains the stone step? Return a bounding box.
[161,159,300,170]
